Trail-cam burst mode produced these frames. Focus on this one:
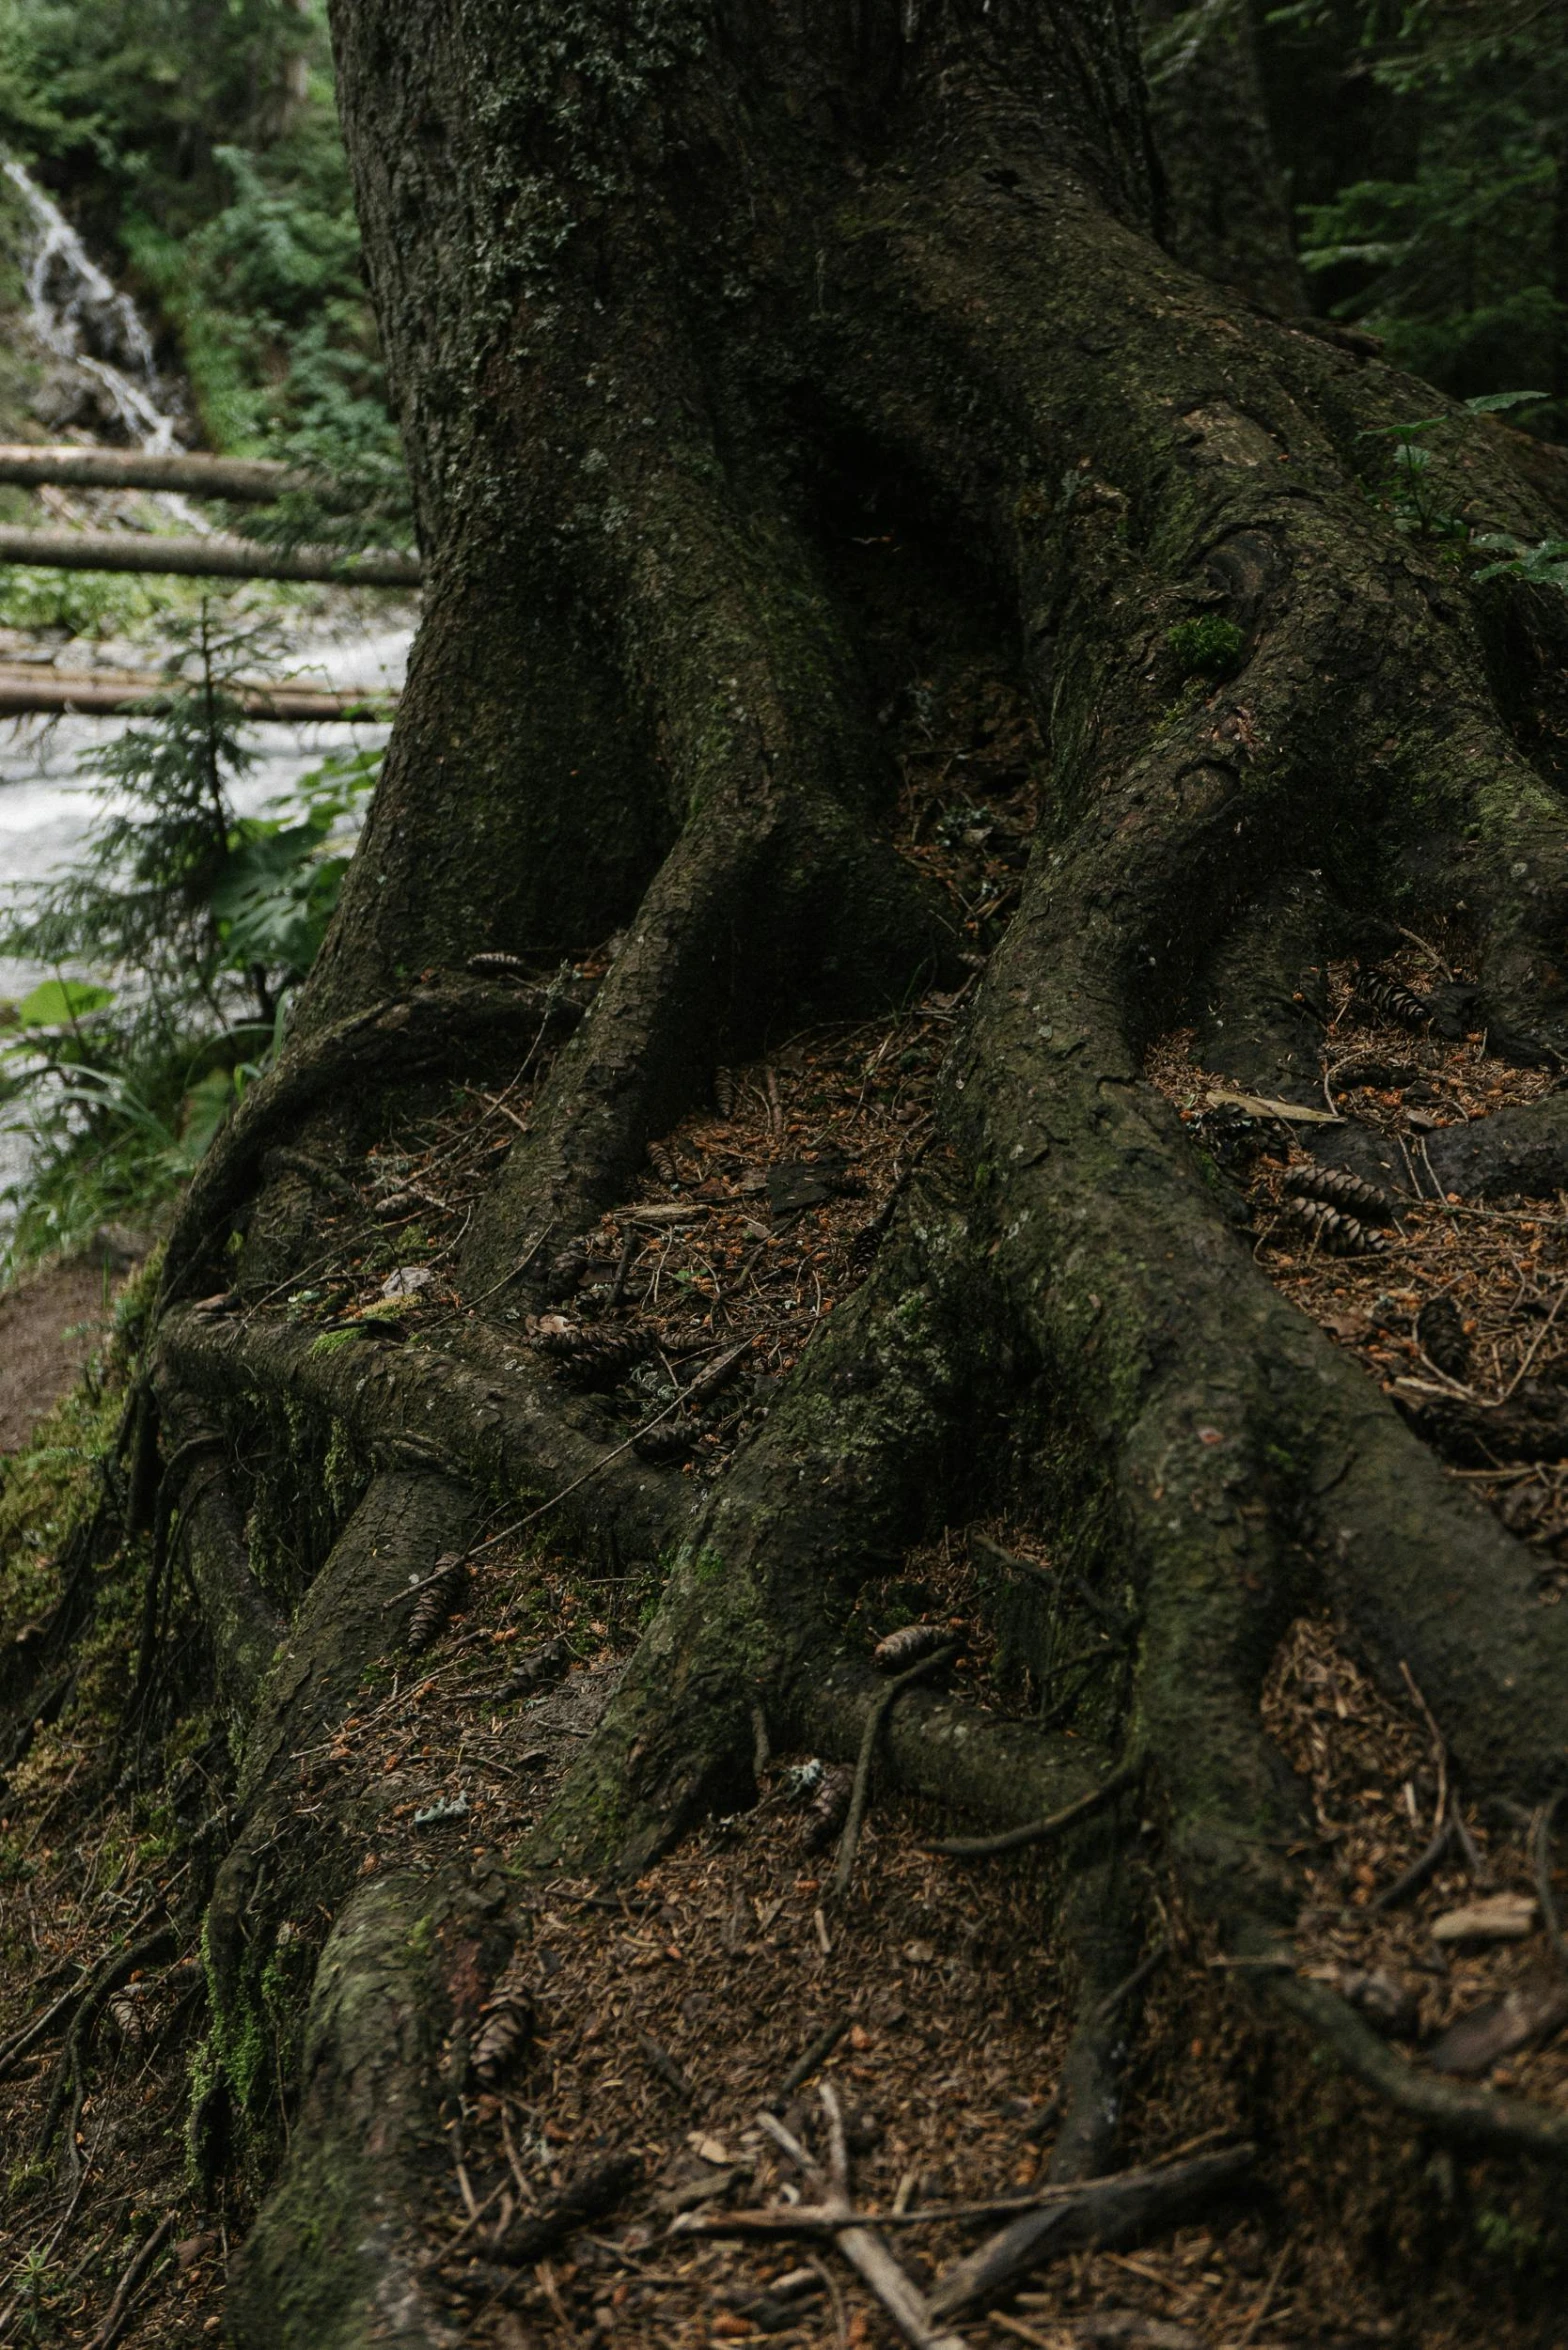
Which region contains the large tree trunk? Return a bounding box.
[12,4,1568,2344]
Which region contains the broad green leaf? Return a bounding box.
[15,978,115,1027]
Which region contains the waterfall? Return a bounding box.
[3,158,182,452]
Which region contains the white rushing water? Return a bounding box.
[4,159,178,452]
[0,161,412,1227]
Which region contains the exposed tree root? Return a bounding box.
[1269,1965,1568,2164]
[22,6,1568,2339]
[226,1869,470,2350]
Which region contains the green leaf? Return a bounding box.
[1463,390,1549,414]
[14,979,116,1028]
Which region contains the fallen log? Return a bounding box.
[0,667,397,721]
[925,2145,1255,2317]
[0,526,420,587]
[0,444,309,501]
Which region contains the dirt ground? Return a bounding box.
[0,1252,121,1455]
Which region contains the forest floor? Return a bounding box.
[5,667,1568,2345]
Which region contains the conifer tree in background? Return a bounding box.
[1262,0,1568,428]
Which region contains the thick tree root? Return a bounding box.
[88,15,1568,2329]
[148,1389,280,1723]
[157,1303,686,1578]
[1268,1964,1568,2164]
[226,1869,470,2350]
[161,979,577,1301]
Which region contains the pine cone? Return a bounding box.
[497,1636,570,1700]
[682,1344,747,1412]
[106,1988,147,2046]
[1283,1197,1388,1256]
[847,1203,893,1278]
[407,1554,468,1654]
[1417,1293,1470,1380]
[801,1763,853,1850]
[472,1963,534,2087]
[713,1067,736,1119]
[872,1622,956,1672]
[1283,1162,1396,1223]
[648,1139,680,1186]
[546,1236,590,1299]
[536,1327,651,1387]
[1351,968,1432,1033]
[634,1421,693,1464]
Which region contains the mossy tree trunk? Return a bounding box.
[24,3,1568,2342]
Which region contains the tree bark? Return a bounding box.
[15,4,1568,2344]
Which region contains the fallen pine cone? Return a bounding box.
[534,1326,651,1386]
[872,1622,956,1672]
[1417,1293,1471,1380]
[801,1763,853,1850]
[847,1202,894,1278]
[467,950,532,978]
[682,1343,748,1412]
[1283,1162,1396,1223]
[496,1636,570,1700]
[407,1554,468,1655]
[648,1139,680,1186]
[546,1235,590,1298]
[106,1988,148,2046]
[472,1961,534,2087]
[713,1066,736,1118]
[1351,967,1432,1033]
[1283,1197,1388,1256]
[634,1421,694,1464]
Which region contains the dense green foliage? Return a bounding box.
[0,609,379,1265]
[0,0,404,510]
[1264,1,1568,429]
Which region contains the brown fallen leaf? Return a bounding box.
[1206,1087,1342,1126]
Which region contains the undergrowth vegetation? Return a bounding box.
[0,0,406,530]
[0,608,380,1270]
[1264,0,1568,434]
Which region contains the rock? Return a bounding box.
[381,1264,434,1299]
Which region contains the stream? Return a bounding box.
[0,164,411,1227]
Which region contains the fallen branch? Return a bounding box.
[82,2213,177,2350]
[1269,1968,1568,2161]
[35,1929,177,2162]
[491,2154,642,2265]
[674,2147,1254,2241]
[0,666,395,720]
[757,2087,967,2350]
[773,2014,850,2104]
[1371,1815,1453,1913]
[0,1972,88,2084]
[926,2145,1255,2318]
[923,1756,1143,1858]
[0,525,419,587]
[0,443,309,500]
